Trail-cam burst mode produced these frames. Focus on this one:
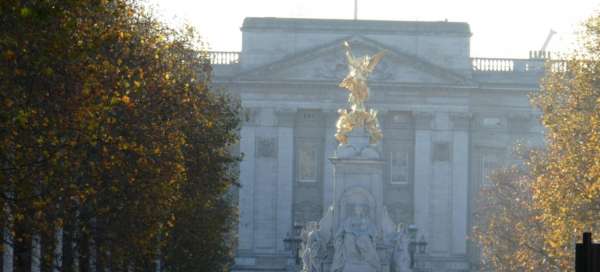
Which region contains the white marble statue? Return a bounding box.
[391,224,412,272]
[332,200,380,272]
[301,222,325,272]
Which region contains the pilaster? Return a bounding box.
[253,108,279,253]
[238,108,257,252]
[323,110,339,213]
[449,112,471,255]
[412,111,433,241]
[275,108,296,253]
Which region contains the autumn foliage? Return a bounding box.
[1,0,239,271]
[473,164,559,271]
[474,14,600,272]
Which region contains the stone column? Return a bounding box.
[412,111,433,240]
[322,110,338,212]
[237,108,257,252]
[276,109,295,253]
[450,112,471,255]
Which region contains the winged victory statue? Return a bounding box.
[335,41,386,145]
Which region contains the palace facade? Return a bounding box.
[211,17,547,271]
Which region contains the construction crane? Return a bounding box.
[531,29,556,59]
[541,29,557,51]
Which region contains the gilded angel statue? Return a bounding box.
[334,41,385,145]
[338,41,386,112]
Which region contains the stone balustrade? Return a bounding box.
[208,51,240,65]
[471,57,567,73]
[207,51,568,74]
[471,57,520,72]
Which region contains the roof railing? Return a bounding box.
[471,57,567,73]
[206,51,567,73]
[208,51,240,65]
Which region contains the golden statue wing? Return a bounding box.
[366,50,387,72]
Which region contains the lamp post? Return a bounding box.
[407,224,428,270]
[283,222,304,270]
[408,224,418,269]
[417,235,428,254]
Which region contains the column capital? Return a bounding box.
[275,108,297,127]
[412,111,434,130]
[450,112,472,130]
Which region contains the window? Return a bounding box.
[390,149,410,185]
[481,155,500,186]
[297,141,318,182]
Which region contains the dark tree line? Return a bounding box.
[0,1,239,271]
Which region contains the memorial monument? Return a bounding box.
[215,17,547,272]
[297,42,414,272]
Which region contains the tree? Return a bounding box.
[528,15,600,271]
[473,164,558,271]
[0,1,239,271]
[475,14,600,272]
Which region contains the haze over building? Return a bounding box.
[211,17,548,271]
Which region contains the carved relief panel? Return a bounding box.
[297,141,319,182]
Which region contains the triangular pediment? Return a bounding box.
[234,36,471,85]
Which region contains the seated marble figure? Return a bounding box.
[332,199,380,272]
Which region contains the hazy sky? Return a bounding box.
[146,0,599,58]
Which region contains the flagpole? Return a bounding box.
[354,0,358,20]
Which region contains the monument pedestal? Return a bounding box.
[299,130,411,272]
[328,131,398,272]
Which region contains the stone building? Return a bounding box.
[210,17,546,271]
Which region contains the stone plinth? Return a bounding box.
[329,156,386,235]
[299,132,409,272]
[335,129,381,160]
